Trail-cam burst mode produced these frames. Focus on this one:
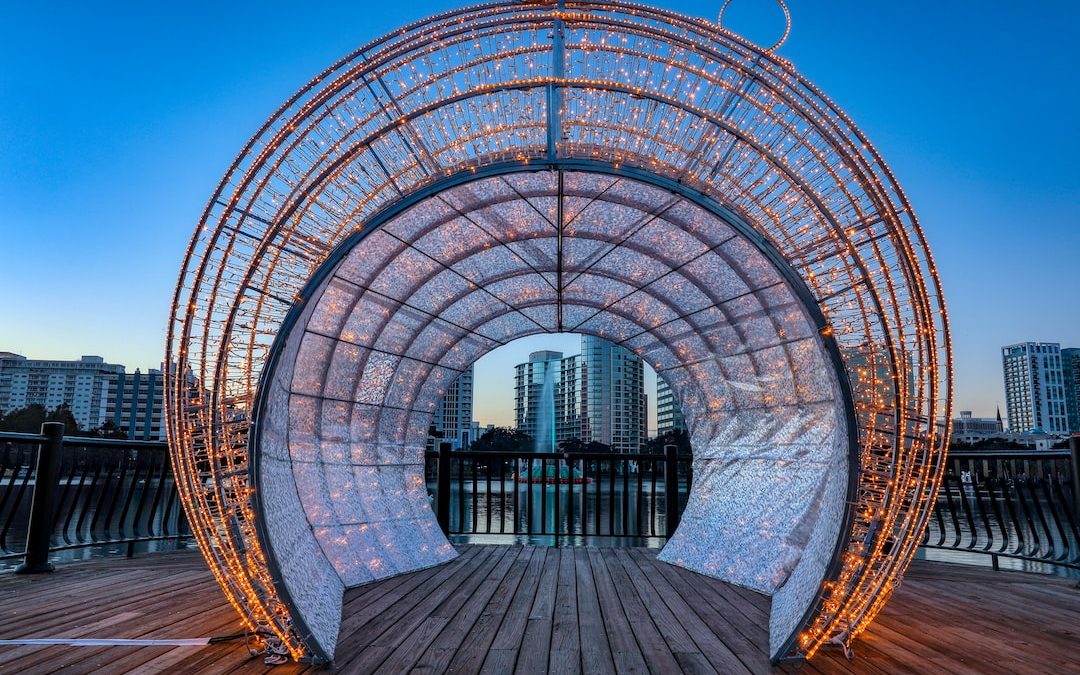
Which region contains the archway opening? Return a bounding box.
[252,167,850,661]
[167,3,951,664]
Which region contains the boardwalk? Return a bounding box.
[0,545,1076,674]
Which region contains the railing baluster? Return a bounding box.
[596,457,604,537]
[1042,478,1071,563]
[146,449,170,538]
[526,457,533,536]
[553,457,561,545]
[66,447,95,548]
[649,458,657,537]
[970,470,995,553]
[621,457,629,537]
[957,473,979,551]
[129,449,156,548]
[55,445,81,547]
[1025,477,1056,560]
[116,449,150,542]
[540,457,548,536]
[513,457,520,535]
[457,454,466,534]
[485,456,493,534]
[635,457,644,537]
[471,457,479,534]
[608,458,615,536]
[581,458,589,537]
[566,453,574,539]
[984,475,1009,555]
[499,458,506,534]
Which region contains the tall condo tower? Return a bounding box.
[1001,342,1068,434]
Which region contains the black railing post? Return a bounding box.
[16,422,64,574]
[436,442,451,536]
[1070,436,1080,517]
[664,444,680,539]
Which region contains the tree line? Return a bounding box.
[463,426,691,454]
[0,404,130,438]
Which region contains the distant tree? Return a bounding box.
[557,437,586,453]
[557,437,615,454]
[469,426,533,454]
[0,404,83,435]
[0,404,46,433]
[92,419,129,439]
[641,428,691,455]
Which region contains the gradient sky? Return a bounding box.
[1,1,1077,426]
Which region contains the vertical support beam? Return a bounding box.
[556,169,564,331]
[664,444,680,539]
[16,422,65,574]
[437,442,452,535]
[1069,436,1080,517]
[546,0,566,160]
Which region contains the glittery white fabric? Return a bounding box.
[257,171,847,660]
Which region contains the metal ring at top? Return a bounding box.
[718,0,792,53]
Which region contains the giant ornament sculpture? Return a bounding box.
[167,0,951,664]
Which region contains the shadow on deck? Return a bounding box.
[0,545,1076,674]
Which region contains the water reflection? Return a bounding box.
[434,481,674,548]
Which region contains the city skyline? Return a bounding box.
[2,1,1078,420]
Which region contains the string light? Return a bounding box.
[166,1,950,663]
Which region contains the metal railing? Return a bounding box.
[0,424,189,571]
[426,443,691,544]
[425,439,1080,574]
[3,423,1076,576]
[923,441,1080,572]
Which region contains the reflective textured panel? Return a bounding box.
[167,2,950,665]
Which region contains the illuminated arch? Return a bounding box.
[166,1,951,664]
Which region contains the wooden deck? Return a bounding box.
[0,545,1076,674]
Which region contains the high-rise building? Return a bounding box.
[107,368,166,441]
[432,366,475,450]
[0,353,166,440]
[0,353,123,431]
[1001,342,1068,434]
[1062,348,1080,433]
[511,337,647,453]
[580,336,646,453]
[514,351,582,451]
[656,377,687,434]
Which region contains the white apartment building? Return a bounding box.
[432,365,475,450]
[0,353,166,440]
[1002,342,1068,434]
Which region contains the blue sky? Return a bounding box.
[1,1,1077,425]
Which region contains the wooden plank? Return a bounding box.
[572,548,614,675]
[411,546,528,674]
[339,546,502,672]
[10,586,239,673]
[548,548,581,675]
[481,546,546,673]
[335,546,486,652]
[583,547,649,675]
[596,548,683,674]
[0,546,1077,675]
[625,549,750,675]
[636,552,770,672]
[513,547,561,675]
[375,545,522,674]
[440,547,537,674]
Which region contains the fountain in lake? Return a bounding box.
[535,361,556,454]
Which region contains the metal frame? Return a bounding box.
[167,1,951,663]
[248,160,863,663]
